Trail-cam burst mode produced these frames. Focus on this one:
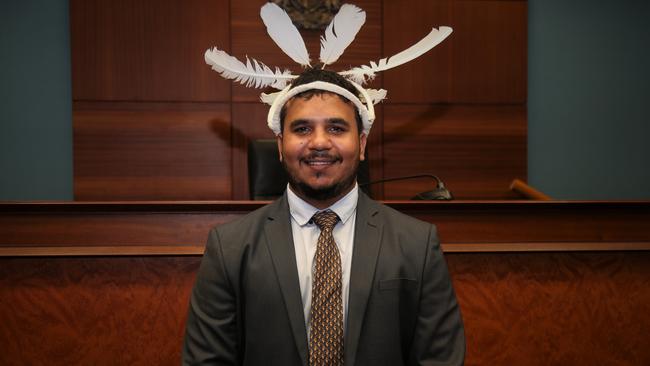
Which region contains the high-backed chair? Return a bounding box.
[248,139,370,200]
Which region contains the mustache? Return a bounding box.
[301,151,342,162]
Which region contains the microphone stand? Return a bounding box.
[359,174,453,200]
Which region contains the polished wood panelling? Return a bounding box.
[450,0,527,103]
[71,0,527,200]
[383,0,452,103]
[70,0,230,102]
[0,257,201,366]
[383,0,527,104]
[383,105,526,199]
[380,0,527,199]
[74,102,232,200]
[1,201,648,363]
[2,201,648,255]
[1,252,648,365]
[448,252,650,366]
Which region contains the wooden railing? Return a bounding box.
[2,200,649,256]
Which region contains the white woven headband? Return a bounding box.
[261,80,386,135]
[204,3,452,135]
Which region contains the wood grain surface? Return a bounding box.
[383,105,526,199]
[1,200,648,364]
[383,0,527,104]
[0,257,200,366]
[70,0,231,102]
[2,201,649,254]
[70,0,528,200]
[448,252,650,366]
[1,252,648,365]
[74,102,232,200]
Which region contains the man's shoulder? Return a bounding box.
[361,196,438,253]
[210,197,285,237]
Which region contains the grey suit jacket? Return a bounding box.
[183,192,465,365]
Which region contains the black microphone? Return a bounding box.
[359,174,453,200]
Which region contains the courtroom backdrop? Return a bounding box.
[1,0,649,201]
[70,0,526,201]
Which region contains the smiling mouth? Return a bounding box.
[301,156,341,168]
[305,160,335,165]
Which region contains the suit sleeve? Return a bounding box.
[183,228,239,365]
[409,224,465,366]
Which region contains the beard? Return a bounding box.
[281,153,359,202]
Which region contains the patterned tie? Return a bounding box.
[309,209,344,366]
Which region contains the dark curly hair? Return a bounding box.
[279,68,364,134]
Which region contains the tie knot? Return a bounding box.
[311,209,339,230]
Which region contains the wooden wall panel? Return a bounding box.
[0,257,201,366]
[70,0,528,200]
[448,252,650,365]
[2,202,648,363]
[1,252,648,365]
[383,105,526,199]
[383,0,527,103]
[3,201,649,255]
[451,0,527,103]
[381,0,527,199]
[70,0,231,102]
[74,103,231,200]
[383,0,452,103]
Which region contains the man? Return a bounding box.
[182,68,465,365]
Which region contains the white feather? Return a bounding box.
[365,88,387,105]
[319,4,366,65]
[340,26,453,84]
[260,90,282,105]
[260,3,310,66]
[204,47,294,89]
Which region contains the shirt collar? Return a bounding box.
[287,183,359,227]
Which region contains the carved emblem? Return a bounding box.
[271,0,342,30]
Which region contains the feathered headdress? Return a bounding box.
[205,3,452,135]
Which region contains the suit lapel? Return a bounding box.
[345,192,382,366]
[264,194,309,366]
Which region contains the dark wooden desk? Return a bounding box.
[2,200,649,255]
[1,201,649,365]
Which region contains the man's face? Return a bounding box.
[277,92,367,208]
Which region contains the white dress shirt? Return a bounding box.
[286,183,359,337]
